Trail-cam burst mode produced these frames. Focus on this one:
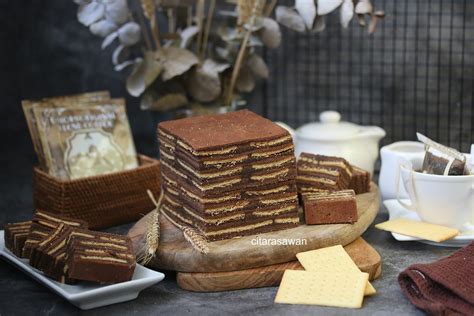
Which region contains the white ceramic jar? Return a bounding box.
[277,111,386,175]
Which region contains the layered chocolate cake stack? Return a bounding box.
[158,110,299,241]
[4,210,136,284]
[297,153,353,194]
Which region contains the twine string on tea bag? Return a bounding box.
[138,189,163,264]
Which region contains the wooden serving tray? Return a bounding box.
[177,237,381,292]
[128,183,380,273]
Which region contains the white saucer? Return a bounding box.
[0,230,165,310]
[383,200,474,247]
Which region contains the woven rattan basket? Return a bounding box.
[33,154,160,229]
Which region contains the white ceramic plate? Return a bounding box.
[0,230,165,310]
[383,200,474,247]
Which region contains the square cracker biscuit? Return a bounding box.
[375,218,459,242]
[296,245,376,296]
[275,270,368,308]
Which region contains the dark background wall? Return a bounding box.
[1,0,160,224]
[261,0,473,153]
[1,0,473,225]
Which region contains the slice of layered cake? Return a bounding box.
[65,230,135,284]
[158,110,300,241]
[39,228,97,283]
[4,211,135,284]
[349,165,371,194]
[29,223,68,270]
[22,210,88,259]
[4,221,32,257]
[297,153,353,193]
[302,190,358,225]
[28,226,135,284]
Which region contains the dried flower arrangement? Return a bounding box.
[72,0,384,113]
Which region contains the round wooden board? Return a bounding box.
[128,183,380,273]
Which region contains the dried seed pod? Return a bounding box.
[238,0,264,26]
[374,10,386,18]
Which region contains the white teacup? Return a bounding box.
[398,162,474,229]
[379,141,425,201]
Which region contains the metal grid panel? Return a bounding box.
[261,0,473,153]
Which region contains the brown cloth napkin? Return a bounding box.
[398,242,474,315]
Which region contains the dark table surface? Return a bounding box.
[0,213,458,316]
[0,161,457,315]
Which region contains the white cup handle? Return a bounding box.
[396,164,417,211]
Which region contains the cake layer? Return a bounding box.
[302,190,358,225]
[178,201,299,229]
[162,145,296,173]
[66,231,135,284]
[37,228,97,282]
[298,153,353,174]
[161,160,297,197]
[165,190,298,220]
[172,156,297,186]
[4,221,32,257]
[298,187,330,194]
[30,223,68,270]
[297,168,351,189]
[297,177,349,191]
[161,171,296,205]
[33,209,89,229]
[22,223,53,258]
[24,211,88,260]
[162,205,299,241]
[160,139,295,170]
[303,190,356,201]
[158,110,291,152]
[349,165,371,194]
[175,177,297,205]
[67,252,135,284]
[297,153,353,192]
[162,148,296,174]
[173,188,298,215]
[159,133,294,158]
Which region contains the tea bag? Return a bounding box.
[22,91,110,171]
[34,98,138,180]
[417,133,466,176]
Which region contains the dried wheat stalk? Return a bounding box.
[161,208,210,254]
[141,0,161,48]
[167,8,176,33]
[238,0,264,25]
[200,0,216,59]
[137,189,163,264]
[136,11,153,51]
[187,6,193,27]
[264,0,277,17]
[196,0,206,58]
[182,226,210,254]
[225,0,263,106]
